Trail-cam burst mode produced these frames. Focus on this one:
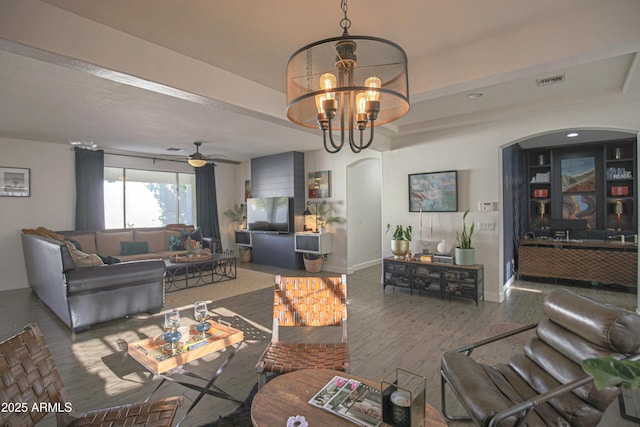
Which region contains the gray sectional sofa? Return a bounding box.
[20,226,219,333]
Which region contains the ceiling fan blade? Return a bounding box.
[208,158,241,165]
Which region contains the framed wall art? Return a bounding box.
[0,167,30,197]
[308,170,331,198]
[408,170,458,212]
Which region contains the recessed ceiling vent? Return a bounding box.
[166,147,183,152]
[536,74,566,87]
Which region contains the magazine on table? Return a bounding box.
[308,375,383,427]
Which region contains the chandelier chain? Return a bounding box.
[340,0,351,34]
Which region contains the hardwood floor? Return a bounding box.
[1,263,638,426]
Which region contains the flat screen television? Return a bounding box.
[246,196,290,233]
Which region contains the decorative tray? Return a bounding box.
[169,252,213,263]
[127,320,243,374]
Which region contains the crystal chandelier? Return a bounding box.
[286,0,409,153]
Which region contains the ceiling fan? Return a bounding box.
[187,142,240,166]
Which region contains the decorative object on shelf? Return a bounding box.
[614,147,622,160]
[538,154,545,165]
[455,209,475,266]
[224,203,247,229]
[436,239,451,255]
[0,167,30,197]
[381,368,425,427]
[285,0,409,154]
[304,201,344,233]
[307,170,331,198]
[409,170,458,212]
[538,201,547,229]
[615,200,624,231]
[386,224,412,259]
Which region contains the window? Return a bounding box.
[104,167,195,229]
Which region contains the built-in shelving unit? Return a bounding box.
[528,149,552,229]
[525,139,637,233]
[605,142,636,231]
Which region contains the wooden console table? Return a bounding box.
[518,238,638,288]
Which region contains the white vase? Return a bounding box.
[436,239,451,254]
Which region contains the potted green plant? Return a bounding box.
[386,224,412,259]
[316,203,345,233]
[582,356,640,390]
[455,209,475,265]
[223,204,246,229]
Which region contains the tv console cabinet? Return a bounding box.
[383,257,484,306]
[518,238,638,288]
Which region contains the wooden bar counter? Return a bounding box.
[518,238,637,288]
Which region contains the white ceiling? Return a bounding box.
[0,0,639,162]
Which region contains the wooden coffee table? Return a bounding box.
[251,369,446,427]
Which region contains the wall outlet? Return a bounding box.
[477,222,496,231]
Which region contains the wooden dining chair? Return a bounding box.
[255,275,350,388]
[0,323,182,427]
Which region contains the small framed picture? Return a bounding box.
[0,167,30,197]
[308,170,331,198]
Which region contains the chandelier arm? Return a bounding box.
[360,120,376,151]
[324,121,344,153]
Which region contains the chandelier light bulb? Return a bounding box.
[356,92,367,115]
[365,76,381,102]
[319,73,337,98]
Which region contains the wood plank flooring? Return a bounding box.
[1,263,638,426]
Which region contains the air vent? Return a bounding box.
[536,74,566,87]
[166,147,183,152]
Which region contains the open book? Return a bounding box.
[309,375,383,427]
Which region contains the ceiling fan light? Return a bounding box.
[188,157,207,167]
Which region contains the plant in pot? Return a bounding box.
[455,209,475,265]
[386,224,412,259]
[223,204,246,229]
[223,204,251,262]
[316,203,345,233]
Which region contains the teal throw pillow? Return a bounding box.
[120,241,149,256]
[169,235,185,251]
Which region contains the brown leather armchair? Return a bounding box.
[440,289,640,427]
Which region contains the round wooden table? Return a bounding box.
[251,369,447,427]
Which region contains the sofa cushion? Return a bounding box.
[164,230,182,250]
[134,230,166,253]
[67,244,103,267]
[120,241,149,256]
[68,233,97,254]
[181,227,203,242]
[96,231,133,256]
[169,234,186,251]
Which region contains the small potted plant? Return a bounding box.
[223,204,246,229]
[455,209,475,265]
[316,203,345,233]
[386,224,412,259]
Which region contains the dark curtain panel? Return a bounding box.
[510,143,528,271]
[75,149,105,230]
[196,163,221,250]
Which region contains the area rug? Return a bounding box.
[164,267,275,308]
